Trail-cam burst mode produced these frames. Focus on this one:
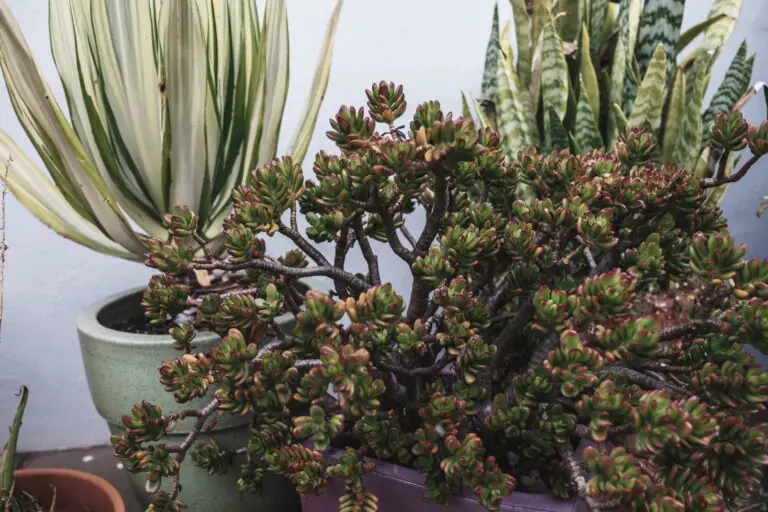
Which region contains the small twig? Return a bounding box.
[0,156,9,337]
[556,442,602,511]
[600,366,691,399]
[658,318,726,341]
[353,217,381,286]
[334,227,352,299]
[294,359,323,369]
[290,202,298,232]
[575,236,597,274]
[701,154,761,188]
[400,225,417,248]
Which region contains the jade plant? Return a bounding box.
[473,0,761,204]
[112,82,768,511]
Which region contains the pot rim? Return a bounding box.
[13,467,126,512]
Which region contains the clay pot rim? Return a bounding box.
[13,467,126,512]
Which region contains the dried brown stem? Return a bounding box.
[658,318,726,341]
[278,221,331,267]
[701,154,761,188]
[600,366,691,399]
[375,354,452,377]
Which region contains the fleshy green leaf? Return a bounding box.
[628,45,667,131]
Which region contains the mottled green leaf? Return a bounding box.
[575,78,604,152]
[496,24,538,156]
[662,68,686,163]
[702,42,754,140]
[612,103,629,136]
[532,0,552,58]
[629,45,667,131]
[548,107,569,151]
[588,0,608,58]
[608,0,641,143]
[481,3,500,99]
[580,24,600,119]
[461,90,473,120]
[510,0,533,88]
[554,0,581,42]
[671,55,712,170]
[635,0,684,76]
[541,20,569,122]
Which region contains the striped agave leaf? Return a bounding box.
[0,0,343,260]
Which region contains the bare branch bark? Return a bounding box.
[353,217,380,286]
[701,154,761,189]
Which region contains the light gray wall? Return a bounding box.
[0,0,766,451]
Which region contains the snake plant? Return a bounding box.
[0,0,343,260]
[471,0,758,203]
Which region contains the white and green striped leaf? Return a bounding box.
[675,12,728,54]
[164,0,208,216]
[574,78,604,152]
[703,0,743,50]
[702,41,754,140]
[628,45,667,131]
[635,0,684,76]
[0,0,145,254]
[548,108,570,151]
[288,0,343,164]
[541,20,568,122]
[481,3,500,99]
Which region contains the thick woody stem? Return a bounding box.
[556,443,602,511]
[375,354,452,377]
[334,227,352,299]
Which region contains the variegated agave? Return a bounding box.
[471,0,759,204]
[0,0,342,259]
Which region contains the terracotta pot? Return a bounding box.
[12,468,125,512]
[301,448,588,512]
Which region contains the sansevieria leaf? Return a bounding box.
[481,3,500,100]
[608,0,640,143]
[541,20,569,122]
[510,0,533,88]
[703,0,743,49]
[580,25,600,120]
[662,68,686,163]
[548,107,570,151]
[702,41,754,141]
[671,55,713,170]
[629,45,667,131]
[588,0,609,58]
[574,78,604,152]
[635,0,684,76]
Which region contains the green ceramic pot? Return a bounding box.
[77,287,301,512]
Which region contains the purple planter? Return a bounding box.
[301,449,588,512]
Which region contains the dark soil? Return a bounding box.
[109,316,175,336]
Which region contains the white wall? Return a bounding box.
[0,0,766,451]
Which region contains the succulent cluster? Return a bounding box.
[112,82,768,511]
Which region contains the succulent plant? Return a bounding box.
[112,84,768,511]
